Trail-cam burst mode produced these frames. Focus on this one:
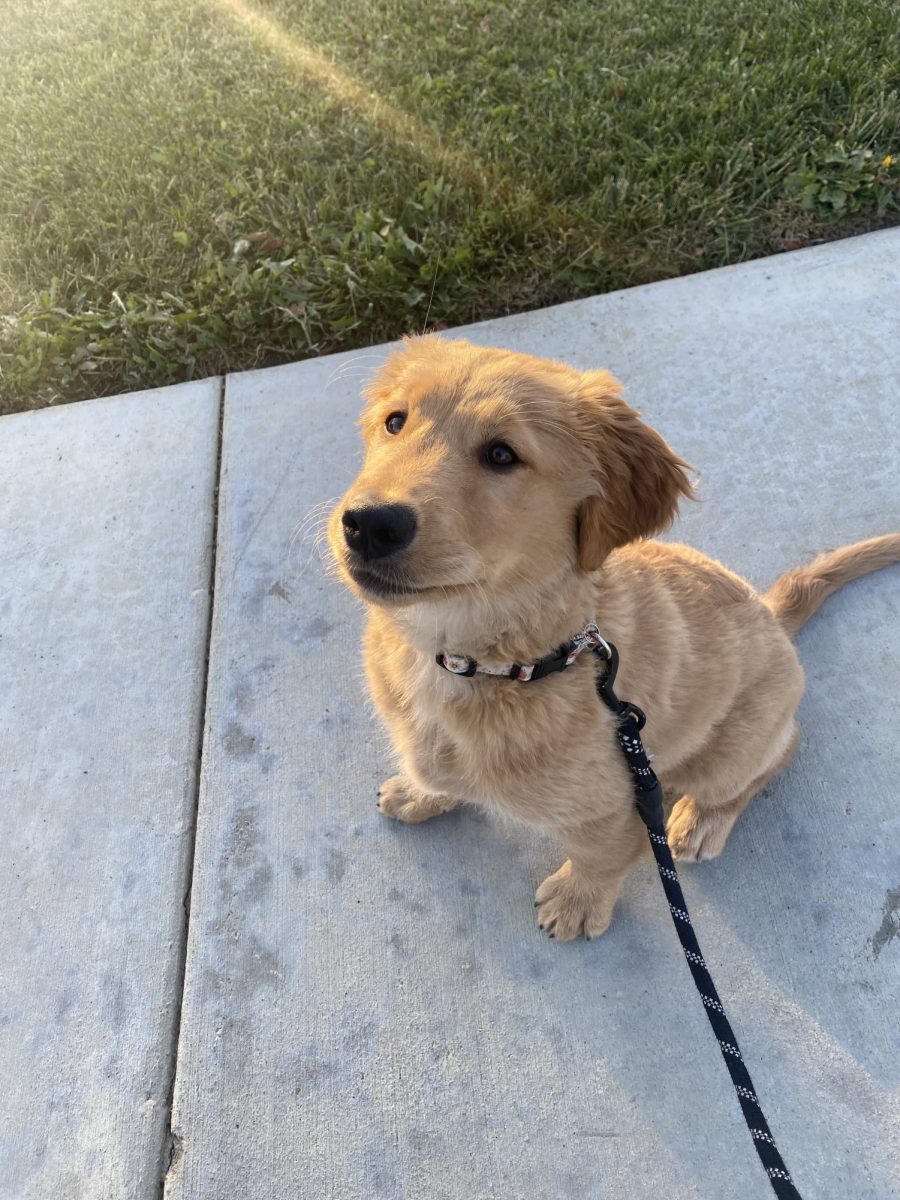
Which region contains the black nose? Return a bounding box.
[342,504,417,561]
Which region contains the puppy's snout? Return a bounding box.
[342,503,417,562]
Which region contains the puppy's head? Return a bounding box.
[328,337,691,607]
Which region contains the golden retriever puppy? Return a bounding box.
[328,336,900,941]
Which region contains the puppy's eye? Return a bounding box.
[385,412,406,435]
[484,442,519,468]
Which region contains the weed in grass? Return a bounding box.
[787,145,899,218]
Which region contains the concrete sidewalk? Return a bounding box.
[1,231,899,1200]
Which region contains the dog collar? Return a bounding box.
[436,622,611,683]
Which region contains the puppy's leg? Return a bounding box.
[667,719,800,862]
[378,775,460,824]
[536,812,646,941]
[377,724,463,825]
[368,649,463,824]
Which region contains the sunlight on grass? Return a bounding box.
[209,0,490,193]
[0,0,897,411]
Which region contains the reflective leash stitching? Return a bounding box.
[594,643,804,1200]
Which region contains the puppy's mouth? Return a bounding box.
[346,562,426,599]
[346,561,477,603]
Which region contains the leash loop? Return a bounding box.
[592,642,647,729]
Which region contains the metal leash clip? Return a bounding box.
[574,621,612,660]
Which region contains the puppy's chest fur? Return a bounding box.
[364,544,793,817]
[369,621,628,817]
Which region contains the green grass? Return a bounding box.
[1,0,898,413]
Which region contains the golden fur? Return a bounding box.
[328,336,900,940]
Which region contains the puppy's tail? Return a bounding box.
[764,533,900,638]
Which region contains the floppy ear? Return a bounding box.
[575,370,693,571]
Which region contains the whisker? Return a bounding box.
[326,352,387,390]
[286,496,341,574]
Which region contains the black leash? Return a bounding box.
[593,642,803,1200]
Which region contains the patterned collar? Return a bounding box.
[436,622,610,683]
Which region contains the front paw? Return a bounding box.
[535,860,614,942]
[667,795,731,862]
[377,775,457,824]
